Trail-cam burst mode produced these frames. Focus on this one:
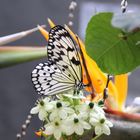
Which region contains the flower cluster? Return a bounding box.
[30,94,113,140]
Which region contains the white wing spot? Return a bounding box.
[37,88,41,91]
[32,74,37,77]
[32,78,37,81]
[48,46,52,49]
[36,66,41,69]
[39,63,43,66]
[35,84,40,88]
[32,69,37,74]
[33,81,38,84]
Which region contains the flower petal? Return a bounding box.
[81,121,91,130]
[75,124,84,135]
[94,104,105,114]
[76,104,87,112]
[45,104,54,111]
[89,118,98,126]
[43,97,50,102]
[44,124,54,135]
[38,109,46,120]
[103,124,111,135]
[65,107,75,114]
[64,126,74,135]
[30,106,39,114]
[106,120,113,127]
[95,125,102,135]
[49,111,57,121]
[59,110,67,119]
[54,129,61,140]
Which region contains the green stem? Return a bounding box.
[0,47,47,68]
[91,134,103,140]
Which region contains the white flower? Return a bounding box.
[49,101,74,120]
[64,114,91,136]
[76,102,105,118]
[30,97,54,120]
[90,114,113,136]
[44,118,65,140]
[90,103,105,115]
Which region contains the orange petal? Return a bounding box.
[48,18,55,28]
[65,25,79,45]
[35,131,42,137]
[35,131,49,138]
[65,25,104,93]
[37,25,49,41]
[115,74,128,111]
[84,54,105,93]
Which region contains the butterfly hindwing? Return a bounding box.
[32,62,75,95]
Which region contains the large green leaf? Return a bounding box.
[85,12,140,75]
[0,47,47,68]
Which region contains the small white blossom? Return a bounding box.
[90,114,113,136]
[49,101,74,120]
[76,102,105,118]
[30,97,54,120]
[44,118,65,140]
[90,103,105,116]
[64,114,91,136]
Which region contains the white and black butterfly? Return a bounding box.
[31,25,89,96]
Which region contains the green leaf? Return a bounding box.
[85,12,140,75]
[0,47,47,68]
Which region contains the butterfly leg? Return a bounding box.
[50,95,58,100]
[73,89,79,95]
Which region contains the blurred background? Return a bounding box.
[0,0,140,140]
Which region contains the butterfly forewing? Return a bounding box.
[48,25,82,82]
[31,25,82,96]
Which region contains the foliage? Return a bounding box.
[85,12,140,75]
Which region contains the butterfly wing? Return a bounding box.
[32,62,75,95]
[47,25,82,82]
[31,25,82,95]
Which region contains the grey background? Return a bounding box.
[0,0,140,140]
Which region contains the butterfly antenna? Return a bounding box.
[75,35,95,98]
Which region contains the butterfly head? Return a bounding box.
[75,81,85,93]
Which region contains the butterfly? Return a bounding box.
[31,25,92,96]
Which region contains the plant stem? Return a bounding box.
[105,108,140,122]
[91,134,102,140]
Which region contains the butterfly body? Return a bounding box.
[32,25,87,96]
